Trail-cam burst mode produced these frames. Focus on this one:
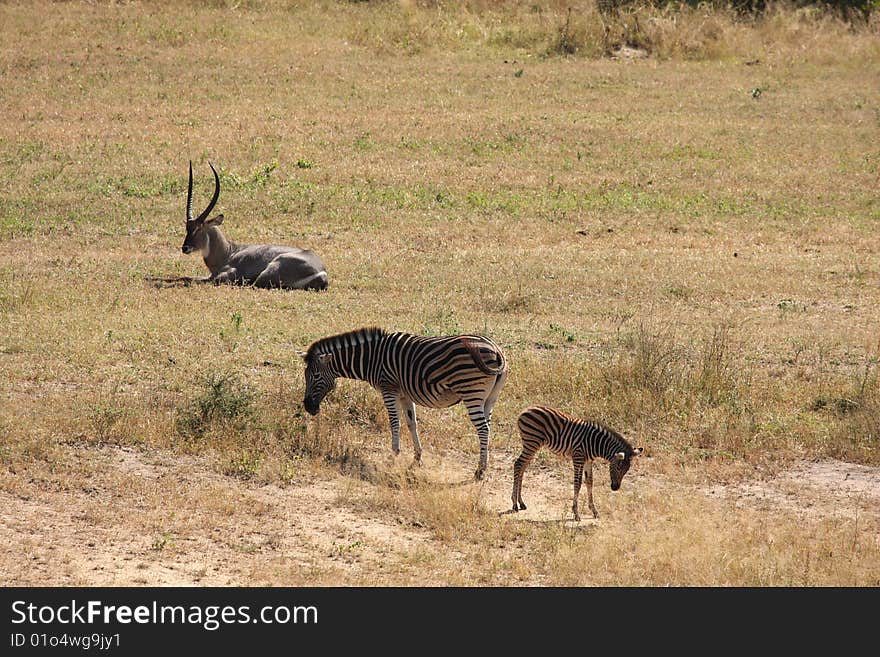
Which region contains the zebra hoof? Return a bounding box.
[474,468,485,481]
[519,501,527,510]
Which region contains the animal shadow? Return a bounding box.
[144,275,202,288]
[499,510,598,531]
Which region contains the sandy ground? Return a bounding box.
[704,459,880,520]
[1,444,878,586]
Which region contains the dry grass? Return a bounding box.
[1,0,879,586]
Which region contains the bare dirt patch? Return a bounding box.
[0,441,618,586]
[704,459,880,521]
[2,444,878,586]
[0,445,436,586]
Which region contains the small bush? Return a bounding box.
[176,373,256,438]
[223,450,262,480]
[814,357,880,463]
[694,323,739,407]
[280,409,377,481]
[603,324,686,404]
[88,402,134,445]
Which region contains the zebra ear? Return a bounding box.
[317,353,333,364]
[614,451,626,461]
[633,447,644,456]
[296,351,307,360]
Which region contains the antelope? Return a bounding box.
[151,162,328,290]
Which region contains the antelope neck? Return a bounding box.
[202,225,236,276]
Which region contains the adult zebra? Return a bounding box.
[301,327,509,480]
[513,405,643,520]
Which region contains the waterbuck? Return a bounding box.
[155,162,328,290]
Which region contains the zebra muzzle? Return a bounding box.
[303,397,320,415]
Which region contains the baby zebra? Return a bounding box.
[513,406,643,520]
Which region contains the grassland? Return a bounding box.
[1,0,879,586]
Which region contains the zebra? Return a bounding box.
[512,405,643,520]
[301,327,509,480]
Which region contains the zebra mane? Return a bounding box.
[587,420,635,456]
[305,327,388,362]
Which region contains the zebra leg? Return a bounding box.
[465,400,491,480]
[380,388,402,456]
[473,371,507,481]
[512,449,534,511]
[585,460,598,518]
[399,396,422,466]
[483,370,508,420]
[572,454,585,521]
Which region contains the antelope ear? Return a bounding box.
[317,353,333,364]
[206,213,224,226]
[614,451,626,461]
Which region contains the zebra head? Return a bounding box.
[302,351,336,416]
[609,447,644,491]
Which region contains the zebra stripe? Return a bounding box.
[302,327,509,480]
[512,405,642,520]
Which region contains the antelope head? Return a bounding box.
[182,161,224,256]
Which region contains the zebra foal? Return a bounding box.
[301,327,509,480]
[513,406,643,520]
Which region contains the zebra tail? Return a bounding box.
[461,338,506,376]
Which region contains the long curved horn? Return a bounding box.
[195,162,221,222]
[186,160,194,222]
